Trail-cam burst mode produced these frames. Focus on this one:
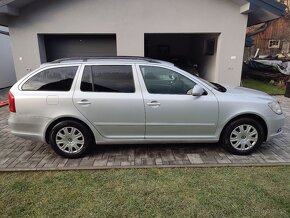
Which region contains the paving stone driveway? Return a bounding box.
[0,90,290,170]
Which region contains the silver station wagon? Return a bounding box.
[8,57,285,158]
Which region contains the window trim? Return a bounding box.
[139,65,197,95]
[20,65,80,92]
[268,40,280,49]
[80,64,136,93]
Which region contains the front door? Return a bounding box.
[73,64,145,139]
[137,65,219,139]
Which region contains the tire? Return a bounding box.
[221,118,265,155]
[49,120,93,158]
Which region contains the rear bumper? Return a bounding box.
[266,113,285,141]
[8,113,50,142]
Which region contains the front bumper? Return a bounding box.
[266,113,285,141]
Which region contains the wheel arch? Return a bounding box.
[220,113,268,142]
[45,116,96,144]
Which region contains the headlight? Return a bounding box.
[268,102,283,115]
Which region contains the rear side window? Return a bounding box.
[81,65,135,93]
[22,66,78,91]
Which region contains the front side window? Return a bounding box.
[22,66,78,91]
[81,65,135,93]
[140,66,196,95]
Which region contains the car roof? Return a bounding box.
[42,56,175,66]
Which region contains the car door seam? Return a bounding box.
[134,63,147,139]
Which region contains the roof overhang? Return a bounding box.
[237,0,286,26]
[0,0,287,27]
[246,0,287,26]
[0,0,35,25]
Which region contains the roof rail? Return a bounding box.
[50,56,161,63]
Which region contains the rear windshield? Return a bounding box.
[22,66,78,91]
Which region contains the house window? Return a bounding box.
[268,40,280,49]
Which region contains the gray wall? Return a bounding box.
[0,26,16,89]
[200,33,220,82]
[8,0,248,86]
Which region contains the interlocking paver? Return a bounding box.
[215,153,232,164]
[187,154,204,164]
[93,159,108,167]
[0,90,290,170]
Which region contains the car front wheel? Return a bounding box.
[221,118,265,155]
[49,120,93,158]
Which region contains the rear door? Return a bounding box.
[73,64,145,139]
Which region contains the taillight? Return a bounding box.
[8,91,16,113]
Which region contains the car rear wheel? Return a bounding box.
[49,120,93,158]
[221,118,265,155]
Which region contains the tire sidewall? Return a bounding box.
[222,118,265,155]
[49,121,93,158]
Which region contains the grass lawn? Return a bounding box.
[0,167,290,217]
[242,79,285,95]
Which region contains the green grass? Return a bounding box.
[242,79,285,95]
[0,167,290,217]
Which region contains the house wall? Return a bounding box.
[199,33,220,82]
[8,0,248,86]
[0,26,16,89]
[245,17,290,59]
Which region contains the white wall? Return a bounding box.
[8,0,248,86]
[199,34,220,82]
[0,26,16,89]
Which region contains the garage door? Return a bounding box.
[40,34,117,62]
[144,33,219,80]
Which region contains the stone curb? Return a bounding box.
[1,162,290,172]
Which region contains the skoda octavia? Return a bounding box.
[8,57,285,158]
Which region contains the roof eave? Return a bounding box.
[246,0,287,26]
[0,0,287,27]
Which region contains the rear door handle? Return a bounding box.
[77,99,91,105]
[147,101,161,107]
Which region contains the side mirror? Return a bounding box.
[187,85,204,96]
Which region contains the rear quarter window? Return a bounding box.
[22,66,78,91]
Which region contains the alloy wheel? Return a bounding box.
[55,127,85,154]
[230,124,258,151]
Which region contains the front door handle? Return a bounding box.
[147,101,161,107]
[77,99,91,105]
